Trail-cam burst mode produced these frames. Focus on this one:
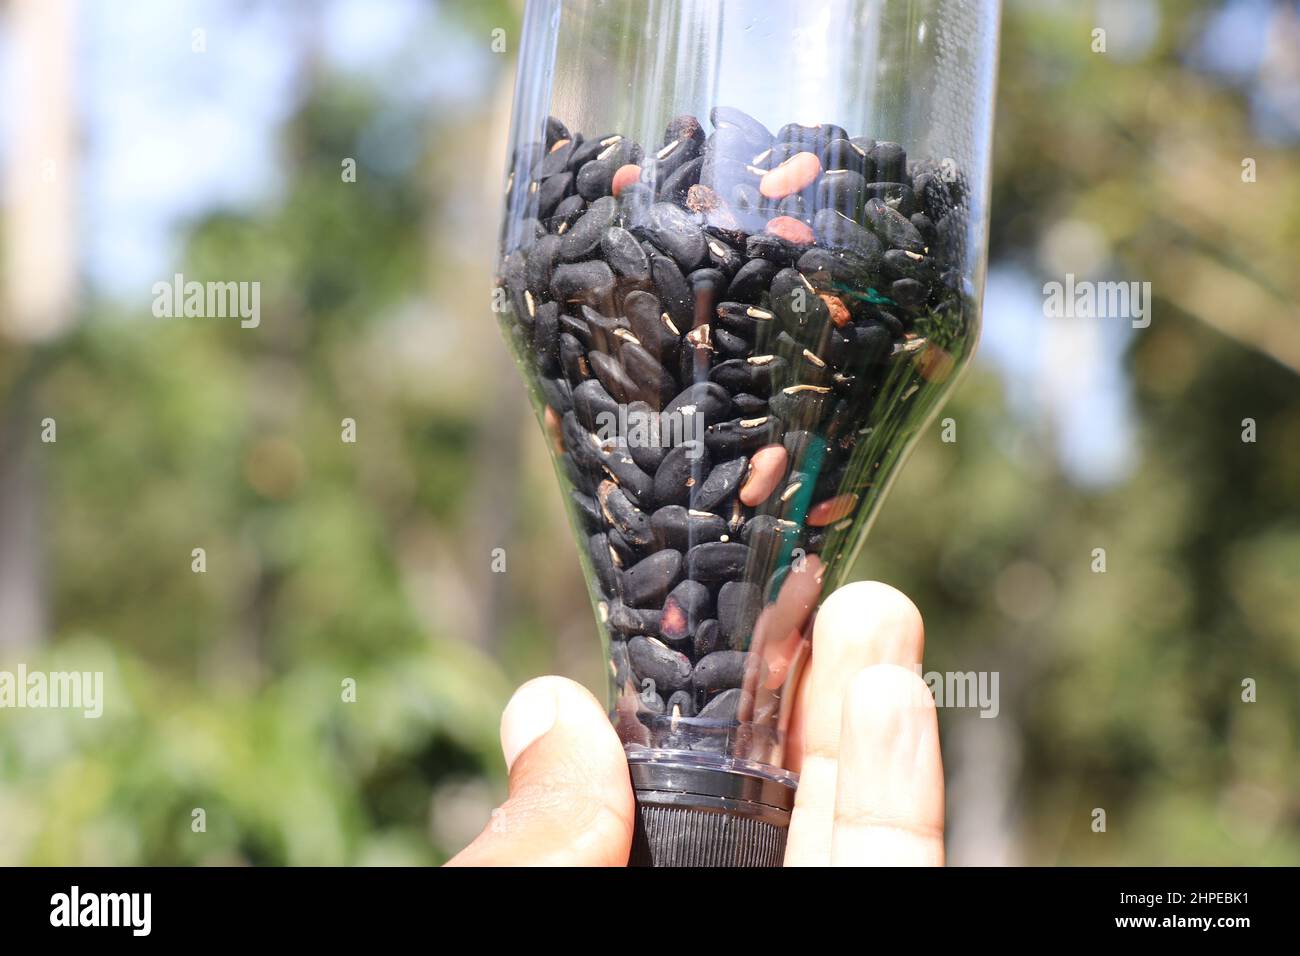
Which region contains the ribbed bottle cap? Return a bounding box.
[627,757,796,867]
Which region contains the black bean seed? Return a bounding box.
[666,689,697,718]
[637,691,666,716]
[624,290,679,360]
[663,381,733,426]
[891,278,928,310]
[820,137,869,175]
[704,418,777,459]
[693,650,748,694]
[544,116,569,148]
[551,193,586,228]
[549,260,615,309]
[815,168,868,219]
[867,141,907,182]
[525,234,562,295]
[571,489,601,530]
[769,384,833,429]
[576,159,616,200]
[559,195,618,262]
[693,456,748,512]
[649,254,694,329]
[745,233,803,267]
[562,410,603,471]
[850,322,894,367]
[610,638,631,685]
[571,377,619,430]
[771,267,830,341]
[619,181,655,232]
[601,226,651,281]
[569,134,612,168]
[654,444,710,508]
[659,579,713,644]
[709,106,773,154]
[537,173,574,219]
[864,181,917,218]
[650,505,728,552]
[654,136,702,181]
[628,636,692,693]
[599,442,656,509]
[658,155,704,204]
[862,197,926,253]
[645,202,707,271]
[588,532,621,595]
[560,332,590,385]
[622,549,684,609]
[709,355,785,396]
[812,207,885,261]
[579,305,630,353]
[586,350,635,404]
[532,301,560,375]
[538,138,580,178]
[620,341,677,405]
[607,527,639,566]
[693,619,722,658]
[608,600,661,637]
[599,480,655,549]
[697,687,742,721]
[713,326,750,360]
[686,541,752,587]
[715,301,775,339]
[910,212,938,245]
[704,235,744,278]
[796,245,877,286]
[731,393,767,418]
[726,257,779,302]
[882,248,941,284]
[718,581,762,646]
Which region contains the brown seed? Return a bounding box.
[916,343,956,383]
[765,215,814,245]
[820,293,851,327]
[544,406,564,455]
[807,493,858,526]
[549,137,571,153]
[611,163,641,197]
[686,184,722,213]
[739,444,789,506]
[759,151,822,199]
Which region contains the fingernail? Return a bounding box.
[500,681,558,771]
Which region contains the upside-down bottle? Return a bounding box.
[495,0,1000,866]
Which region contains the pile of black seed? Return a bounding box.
[497,108,970,748]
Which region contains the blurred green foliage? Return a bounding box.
[0,0,1297,864]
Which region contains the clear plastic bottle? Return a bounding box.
[495,0,1001,865]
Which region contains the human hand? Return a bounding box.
[447,581,943,866]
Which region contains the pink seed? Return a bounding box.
[759,151,822,199]
[739,444,789,506]
[611,163,642,197]
[765,216,814,246]
[807,493,858,526]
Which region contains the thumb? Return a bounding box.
[446,676,634,866]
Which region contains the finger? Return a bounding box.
[831,664,944,866]
[739,553,822,728]
[783,581,924,866]
[447,676,634,866]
